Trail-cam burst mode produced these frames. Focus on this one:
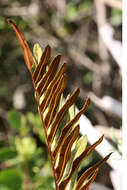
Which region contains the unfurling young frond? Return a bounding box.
[8,19,111,190]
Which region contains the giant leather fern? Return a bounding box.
[8,19,111,190]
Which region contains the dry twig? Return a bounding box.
[88,92,122,118]
[102,0,122,10]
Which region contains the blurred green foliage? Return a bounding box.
[0,168,22,190]
[0,110,54,189]
[83,71,93,85]
[109,9,122,26]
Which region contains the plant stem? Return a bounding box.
[32,78,58,190]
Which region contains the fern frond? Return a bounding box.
[8,19,111,190]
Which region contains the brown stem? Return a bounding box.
[31,76,58,190]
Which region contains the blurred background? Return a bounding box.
[0,0,122,190]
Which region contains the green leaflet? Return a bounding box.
[74,135,88,160]
[32,43,43,72]
[33,43,43,64]
[69,103,75,121]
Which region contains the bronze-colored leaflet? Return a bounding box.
[9,19,111,190]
